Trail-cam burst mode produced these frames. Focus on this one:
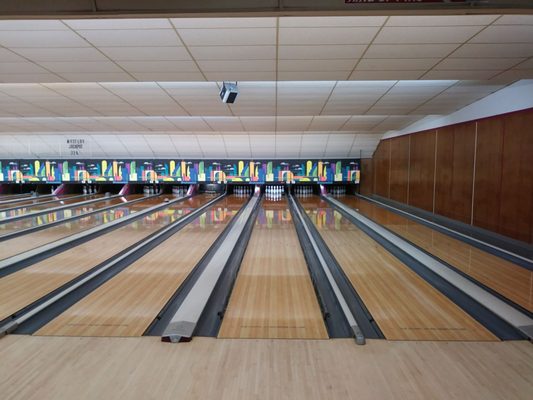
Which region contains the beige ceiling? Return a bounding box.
[0,14,532,159]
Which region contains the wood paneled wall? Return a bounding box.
[389,135,409,204]
[373,139,390,198]
[366,108,533,244]
[359,158,374,196]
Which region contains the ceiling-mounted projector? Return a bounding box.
[220,82,238,104]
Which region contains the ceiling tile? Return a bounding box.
[470,25,533,43]
[280,16,386,27]
[357,58,439,71]
[77,29,180,47]
[197,60,275,72]
[65,18,172,30]
[279,59,356,72]
[350,70,425,80]
[189,45,276,60]
[100,46,191,61]
[374,26,482,44]
[386,15,498,26]
[0,30,90,47]
[364,44,458,59]
[279,27,379,45]
[39,61,123,73]
[434,58,524,70]
[178,28,276,46]
[117,61,199,73]
[279,71,350,81]
[0,20,68,30]
[494,15,533,25]
[171,17,276,29]
[449,43,533,58]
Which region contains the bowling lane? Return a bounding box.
[0,195,143,237]
[0,193,34,201]
[0,194,78,211]
[218,198,328,339]
[299,196,496,341]
[341,196,533,313]
[0,195,166,261]
[0,194,104,220]
[37,195,247,337]
[0,194,215,322]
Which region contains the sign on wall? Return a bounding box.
[61,137,89,157]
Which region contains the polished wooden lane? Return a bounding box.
[0,195,161,260]
[0,194,77,211]
[0,193,33,201]
[218,198,328,339]
[0,195,215,322]
[0,195,142,237]
[37,196,247,337]
[0,194,103,219]
[341,196,533,312]
[299,196,496,341]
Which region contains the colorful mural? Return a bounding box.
[0,159,360,184]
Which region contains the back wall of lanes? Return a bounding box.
[0,158,361,184]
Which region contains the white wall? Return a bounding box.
[383,79,533,139]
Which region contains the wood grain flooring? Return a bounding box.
[342,196,533,312]
[36,196,247,337]
[0,195,77,211]
[299,196,496,341]
[0,195,141,237]
[0,195,162,260]
[0,195,213,322]
[1,336,532,400]
[218,198,328,339]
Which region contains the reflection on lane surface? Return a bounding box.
[0,194,204,261]
[0,194,217,322]
[340,196,533,313]
[0,195,143,235]
[0,195,78,212]
[36,195,247,337]
[298,195,495,341]
[218,198,328,339]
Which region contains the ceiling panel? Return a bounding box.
[178,28,276,46]
[279,27,379,45]
[0,14,531,160]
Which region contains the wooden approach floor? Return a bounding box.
[299,196,496,341]
[1,335,532,400]
[219,198,328,339]
[36,196,246,337]
[0,194,158,260]
[341,196,533,312]
[0,195,212,322]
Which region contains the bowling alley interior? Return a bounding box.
[0,1,532,399]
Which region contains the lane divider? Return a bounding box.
[326,195,533,341]
[0,193,91,214]
[289,194,365,345]
[0,194,225,338]
[161,194,260,343]
[357,194,532,266]
[0,193,55,206]
[0,194,191,274]
[0,194,121,225]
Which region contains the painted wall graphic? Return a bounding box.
[0,159,360,184]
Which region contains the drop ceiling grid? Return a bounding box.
[0,15,531,83]
[0,15,531,159]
